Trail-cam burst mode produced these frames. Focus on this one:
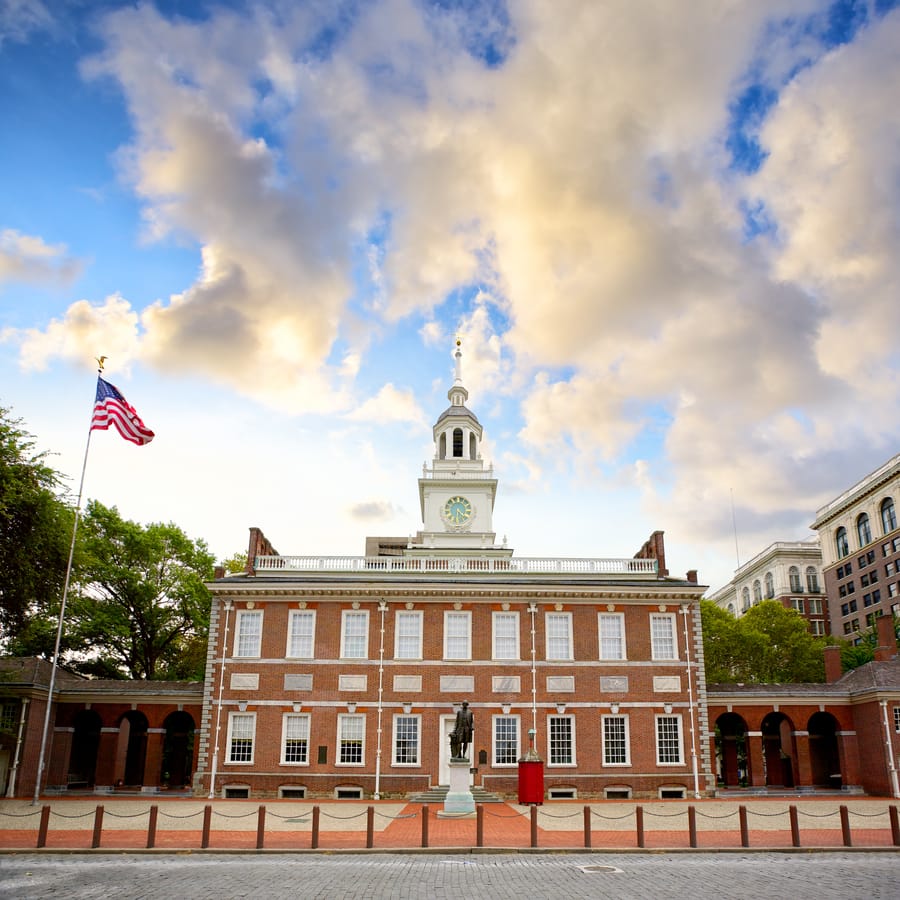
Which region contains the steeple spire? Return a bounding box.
[449,337,468,408]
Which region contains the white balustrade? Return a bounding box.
[253,554,658,575]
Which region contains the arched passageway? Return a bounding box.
[68,709,102,787]
[761,712,795,787]
[808,711,841,788]
[119,711,149,787]
[161,711,196,787]
[715,713,750,787]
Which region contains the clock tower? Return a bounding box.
[406,341,511,558]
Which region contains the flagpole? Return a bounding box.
[31,361,103,804]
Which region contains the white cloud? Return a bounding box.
[0,0,53,47]
[345,382,425,426]
[0,229,82,287]
[3,293,139,373]
[11,0,899,583]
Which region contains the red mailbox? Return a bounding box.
[517,748,544,805]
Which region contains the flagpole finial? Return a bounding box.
[96,355,107,373]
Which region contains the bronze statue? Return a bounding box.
[449,701,474,760]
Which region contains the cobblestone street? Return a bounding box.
[2,851,900,899]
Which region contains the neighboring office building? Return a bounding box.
[811,452,900,642]
[707,540,828,636]
[193,345,713,801]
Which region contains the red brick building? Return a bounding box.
[0,657,201,798]
[192,346,713,801]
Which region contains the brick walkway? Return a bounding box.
[1,798,898,852]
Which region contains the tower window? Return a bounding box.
[452,428,463,457]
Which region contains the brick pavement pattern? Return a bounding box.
[2,851,900,899]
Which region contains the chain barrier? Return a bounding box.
[535,808,583,819]
[265,810,311,821]
[0,809,42,819]
[103,809,150,820]
[695,808,739,820]
[317,809,369,820]
[373,810,419,820]
[482,807,529,819]
[157,809,204,820]
[590,809,634,821]
[797,808,839,819]
[746,807,789,818]
[848,809,888,820]
[49,809,97,820]
[642,808,687,819]
[210,809,259,820]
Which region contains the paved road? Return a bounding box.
[1,851,899,899]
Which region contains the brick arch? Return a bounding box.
[807,711,841,787]
[760,712,796,788]
[714,712,750,788]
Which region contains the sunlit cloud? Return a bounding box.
[0,229,83,287]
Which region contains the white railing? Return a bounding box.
[420,464,497,480]
[253,555,658,575]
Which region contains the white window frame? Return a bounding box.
[545,612,573,661]
[598,613,626,660]
[649,613,677,660]
[547,714,576,767]
[281,713,310,765]
[601,714,630,766]
[340,610,370,659]
[286,610,316,659]
[392,714,421,766]
[226,712,256,764]
[337,713,365,766]
[893,706,900,733]
[808,598,823,615]
[444,610,472,660]
[492,611,520,660]
[394,610,423,660]
[492,715,520,767]
[234,610,263,658]
[655,714,684,765]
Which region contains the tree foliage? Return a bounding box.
[701,599,828,684]
[66,501,215,680]
[0,407,73,641]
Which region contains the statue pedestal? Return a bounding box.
[438,758,475,818]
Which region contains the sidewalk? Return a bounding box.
[1,797,898,852]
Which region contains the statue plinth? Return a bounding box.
[438,758,475,818]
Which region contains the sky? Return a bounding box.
[1,0,899,594]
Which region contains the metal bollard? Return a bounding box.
[421,804,429,848]
[311,805,320,849]
[91,805,104,849]
[530,804,538,848]
[37,805,51,849]
[789,805,801,847]
[147,805,158,849]
[201,804,212,849]
[583,805,591,849]
[840,804,852,847]
[890,805,900,847]
[739,805,749,848]
[476,804,484,848]
[366,805,374,849]
[636,805,645,849]
[257,805,266,850]
[688,805,697,848]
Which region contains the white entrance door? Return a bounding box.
[438,716,472,787]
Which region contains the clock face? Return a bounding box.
[442,495,473,526]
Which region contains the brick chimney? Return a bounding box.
[874,614,897,662]
[686,569,698,584]
[824,644,843,682]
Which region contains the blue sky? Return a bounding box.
[2,0,899,592]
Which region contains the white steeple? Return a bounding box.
[405,340,510,558]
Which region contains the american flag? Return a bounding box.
[91,377,155,446]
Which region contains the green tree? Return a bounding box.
[701,599,828,683]
[67,501,215,680]
[0,407,73,643]
[220,551,248,574]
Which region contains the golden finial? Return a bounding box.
[95,355,107,372]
